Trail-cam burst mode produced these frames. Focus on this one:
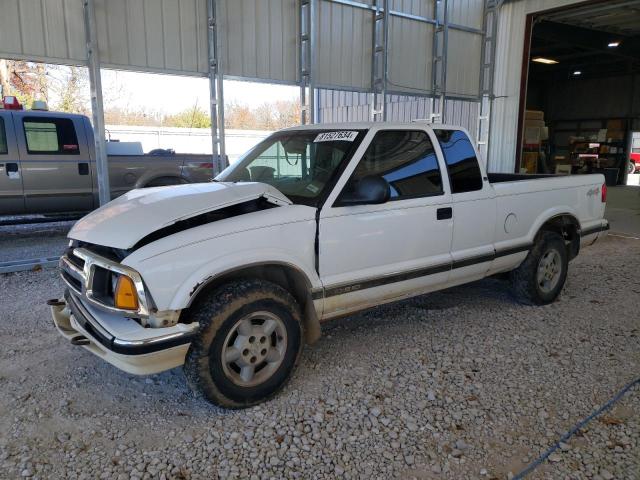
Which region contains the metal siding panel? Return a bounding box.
[1,0,205,73]
[444,98,479,140]
[42,0,69,58]
[264,0,282,79]
[445,29,482,98]
[162,0,183,71]
[0,1,23,58]
[179,0,200,73]
[196,0,209,74]
[64,0,87,61]
[124,0,148,68]
[105,0,130,66]
[95,0,111,63]
[242,0,258,78]
[317,1,372,90]
[20,0,47,57]
[449,0,484,30]
[389,0,435,16]
[143,0,166,69]
[388,16,434,95]
[219,0,297,82]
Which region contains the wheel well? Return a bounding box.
[143,176,187,187]
[538,214,580,260]
[186,264,321,345]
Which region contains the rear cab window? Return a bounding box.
[0,117,7,154]
[339,129,443,202]
[23,117,79,155]
[434,129,483,193]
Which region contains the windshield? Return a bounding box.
[216,129,366,206]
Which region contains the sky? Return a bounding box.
[101,69,299,114]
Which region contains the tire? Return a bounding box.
[629,161,637,175]
[184,279,303,408]
[510,231,568,305]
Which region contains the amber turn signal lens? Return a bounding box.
[114,275,139,310]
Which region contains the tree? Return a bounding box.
[225,102,256,129]
[0,60,48,106]
[52,66,89,114]
[224,98,300,130]
[164,105,211,128]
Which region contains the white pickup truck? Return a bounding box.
[51,123,609,408]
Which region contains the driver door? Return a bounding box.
[318,127,453,318]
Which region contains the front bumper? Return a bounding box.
[51,290,198,375]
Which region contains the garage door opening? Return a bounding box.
[516,0,640,189]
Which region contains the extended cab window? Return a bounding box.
[0,117,7,154]
[341,130,442,201]
[434,129,483,193]
[23,117,79,155]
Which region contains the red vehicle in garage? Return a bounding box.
[630,152,640,174]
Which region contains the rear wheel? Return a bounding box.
[510,231,568,305]
[629,161,637,174]
[184,279,302,408]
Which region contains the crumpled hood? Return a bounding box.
[69,182,291,249]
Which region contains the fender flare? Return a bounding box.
[179,260,323,345]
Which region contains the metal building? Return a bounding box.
[1,0,637,197]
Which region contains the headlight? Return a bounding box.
[114,275,139,310]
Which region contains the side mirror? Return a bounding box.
[338,175,391,206]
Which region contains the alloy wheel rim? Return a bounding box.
[221,311,287,387]
[537,249,562,294]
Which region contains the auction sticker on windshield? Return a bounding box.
[314,131,358,142]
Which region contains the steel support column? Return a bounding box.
[431,0,449,123]
[478,0,500,165]
[299,0,318,124]
[83,0,110,206]
[370,0,389,121]
[207,0,226,175]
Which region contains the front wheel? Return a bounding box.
[184,279,302,408]
[629,161,637,174]
[510,231,568,305]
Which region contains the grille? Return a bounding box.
[66,248,85,270]
[62,270,82,292]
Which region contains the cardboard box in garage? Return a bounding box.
[525,110,545,121]
[522,152,538,173]
[606,119,624,131]
[607,130,625,141]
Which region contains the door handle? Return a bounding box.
[78,162,89,175]
[437,207,453,220]
[5,162,18,176]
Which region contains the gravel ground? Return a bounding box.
[0,221,73,263]
[0,235,638,480]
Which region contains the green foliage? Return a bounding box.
[164,106,211,128]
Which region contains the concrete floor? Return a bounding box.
[606,186,640,237]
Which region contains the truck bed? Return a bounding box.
[488,173,556,183]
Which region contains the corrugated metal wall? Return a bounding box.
[316,0,372,90]
[449,0,484,28]
[218,0,299,83]
[317,88,480,142]
[1,0,489,119]
[489,0,586,173]
[0,0,211,76]
[95,0,209,76]
[387,15,435,94]
[446,29,483,98]
[0,0,86,65]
